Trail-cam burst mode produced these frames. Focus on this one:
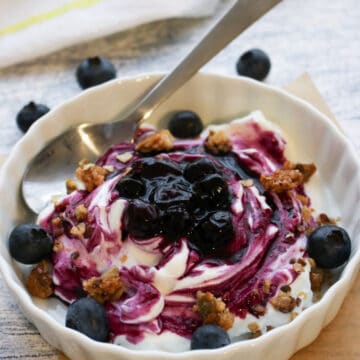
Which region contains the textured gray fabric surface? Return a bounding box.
[0,0,359,358]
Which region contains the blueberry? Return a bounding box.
[153,179,193,209]
[132,158,181,179]
[124,200,160,239]
[191,324,230,350]
[236,49,271,81]
[66,297,109,342]
[184,158,218,183]
[115,177,145,199]
[191,211,234,256]
[9,224,53,264]
[193,174,230,209]
[16,102,50,133]
[307,225,351,269]
[76,56,116,89]
[168,111,203,139]
[161,206,190,240]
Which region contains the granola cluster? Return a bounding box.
[26,260,54,299]
[260,161,317,193]
[75,159,110,192]
[193,291,235,330]
[204,129,232,155]
[82,266,124,304]
[135,129,174,153]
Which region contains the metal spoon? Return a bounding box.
[22,0,281,215]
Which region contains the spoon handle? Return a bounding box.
[128,0,281,123]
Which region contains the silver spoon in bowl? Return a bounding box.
[22,0,281,215]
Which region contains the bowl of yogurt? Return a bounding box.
[0,73,359,360]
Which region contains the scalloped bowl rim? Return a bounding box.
[0,72,359,359]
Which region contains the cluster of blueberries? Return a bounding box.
[117,156,234,257]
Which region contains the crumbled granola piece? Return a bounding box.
[204,129,232,155]
[76,159,109,192]
[260,169,304,193]
[70,222,86,238]
[116,152,133,163]
[296,193,310,206]
[270,292,297,313]
[310,269,324,292]
[75,204,88,221]
[135,129,174,153]
[297,258,307,267]
[253,304,266,315]
[26,260,53,299]
[308,258,316,268]
[53,239,64,253]
[290,312,298,321]
[293,262,305,273]
[103,165,114,173]
[317,213,337,225]
[282,161,317,182]
[301,206,313,223]
[193,291,235,330]
[263,279,272,294]
[66,178,78,194]
[83,266,124,304]
[248,322,260,334]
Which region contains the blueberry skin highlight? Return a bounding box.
[76,56,116,89]
[66,298,109,342]
[16,102,50,133]
[191,324,231,350]
[307,225,351,269]
[9,224,53,264]
[236,48,271,81]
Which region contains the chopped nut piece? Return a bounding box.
[263,279,272,294]
[260,169,304,193]
[301,206,313,223]
[204,129,232,155]
[103,165,114,172]
[53,239,64,253]
[240,179,254,187]
[83,266,124,304]
[135,130,174,153]
[293,263,305,273]
[26,260,53,299]
[70,223,86,238]
[310,270,324,292]
[76,159,109,192]
[308,258,316,268]
[116,152,133,163]
[66,178,78,194]
[253,304,266,315]
[270,292,297,313]
[75,204,88,221]
[193,291,234,330]
[248,322,260,333]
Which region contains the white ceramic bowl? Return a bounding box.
[1,73,360,360]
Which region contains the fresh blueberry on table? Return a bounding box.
[236,48,271,81]
[66,298,109,342]
[16,101,50,133]
[9,223,53,264]
[191,324,231,350]
[76,56,116,89]
[307,225,351,268]
[168,110,203,138]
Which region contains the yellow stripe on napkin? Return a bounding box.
[0,0,104,36]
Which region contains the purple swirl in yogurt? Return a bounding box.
[39,111,316,351]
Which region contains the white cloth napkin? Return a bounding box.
[0,0,221,69]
